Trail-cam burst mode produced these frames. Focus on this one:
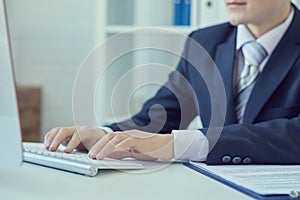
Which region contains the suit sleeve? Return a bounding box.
[203,115,300,164]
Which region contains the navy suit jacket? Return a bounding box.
[108,7,300,164]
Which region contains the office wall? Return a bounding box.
[6,0,106,137]
[5,0,300,138]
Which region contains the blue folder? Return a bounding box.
[184,163,293,200]
[173,0,190,25]
[173,0,182,25]
[181,0,191,25]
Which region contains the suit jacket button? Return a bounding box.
[222,155,231,163]
[243,157,252,164]
[232,156,241,164]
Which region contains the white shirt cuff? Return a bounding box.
[94,126,113,135]
[172,130,209,162]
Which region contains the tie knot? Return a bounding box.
[242,41,268,67]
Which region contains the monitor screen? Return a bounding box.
[0,0,23,167]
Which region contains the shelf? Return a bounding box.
[106,25,200,35]
[99,0,230,123]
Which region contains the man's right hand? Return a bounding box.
[44,126,106,153]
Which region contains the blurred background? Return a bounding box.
[5,0,300,142]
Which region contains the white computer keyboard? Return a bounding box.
[23,142,145,176]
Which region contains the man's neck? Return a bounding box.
[246,5,292,38]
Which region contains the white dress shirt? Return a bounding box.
[101,8,294,162]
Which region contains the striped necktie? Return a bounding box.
[235,41,268,123]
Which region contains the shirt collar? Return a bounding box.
[236,7,294,55]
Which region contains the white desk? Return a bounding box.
[0,163,252,200]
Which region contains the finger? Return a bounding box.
[106,149,133,160]
[44,128,60,150]
[88,133,116,159]
[44,128,58,147]
[95,135,125,160]
[49,127,75,151]
[64,131,81,153]
[116,138,157,161]
[90,133,127,159]
[61,137,71,146]
[96,134,133,160]
[115,137,135,150]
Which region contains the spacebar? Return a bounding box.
[23,152,98,176]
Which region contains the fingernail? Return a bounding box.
[97,154,104,160]
[88,153,95,159]
[64,148,71,153]
[49,145,55,151]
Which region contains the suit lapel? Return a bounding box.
[214,29,238,125]
[243,9,300,123]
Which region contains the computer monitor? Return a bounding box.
[0,0,23,167]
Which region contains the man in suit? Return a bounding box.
[45,0,300,164]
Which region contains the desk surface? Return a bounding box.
[0,162,252,200]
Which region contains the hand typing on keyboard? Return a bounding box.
[44,126,105,153]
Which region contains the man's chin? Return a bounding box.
[228,19,243,26]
